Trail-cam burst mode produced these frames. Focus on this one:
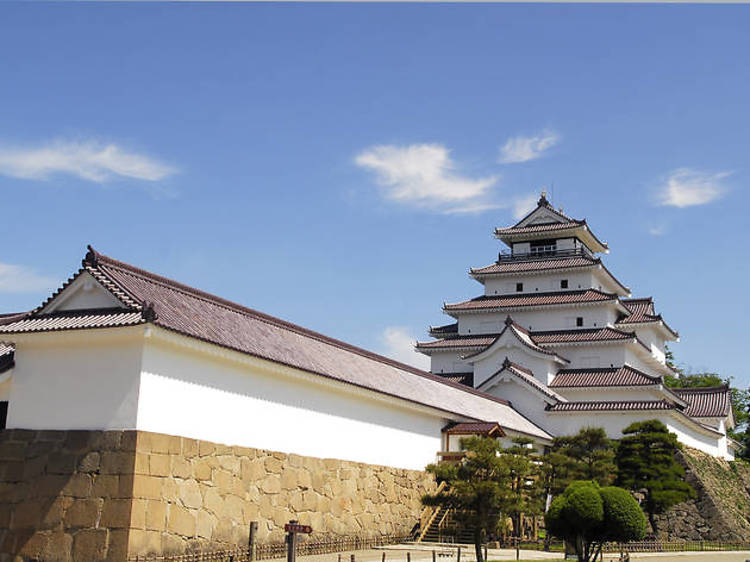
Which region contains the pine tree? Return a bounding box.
[614,420,695,536]
[423,436,511,562]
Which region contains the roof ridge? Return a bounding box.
[89,248,515,407]
[673,385,730,393]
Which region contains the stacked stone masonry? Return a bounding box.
[0,429,436,561]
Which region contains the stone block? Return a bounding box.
[92,475,120,498]
[240,458,264,482]
[63,498,102,529]
[128,529,161,555]
[167,505,195,537]
[62,473,93,498]
[172,457,191,479]
[203,488,224,515]
[41,532,73,562]
[134,453,150,475]
[101,451,134,475]
[132,476,163,500]
[264,456,283,474]
[0,443,26,462]
[214,469,233,491]
[217,455,240,472]
[107,529,129,562]
[260,475,281,494]
[198,441,216,457]
[100,499,131,528]
[12,501,45,529]
[78,452,101,473]
[149,454,171,477]
[46,454,77,475]
[17,530,47,558]
[145,500,166,531]
[183,438,199,458]
[193,459,213,481]
[72,529,108,561]
[196,510,216,539]
[130,499,147,530]
[178,479,202,509]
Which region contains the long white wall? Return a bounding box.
[137,335,445,470]
[483,271,596,296]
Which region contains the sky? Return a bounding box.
[0,3,748,388]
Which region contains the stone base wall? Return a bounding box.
[0,429,436,561]
[0,429,136,562]
[653,448,750,541]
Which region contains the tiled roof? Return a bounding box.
[0,247,552,441]
[417,325,636,352]
[546,400,675,412]
[444,422,504,435]
[673,386,732,418]
[429,323,458,337]
[0,343,14,374]
[550,365,660,388]
[437,372,474,387]
[495,221,585,236]
[617,298,679,338]
[531,327,636,344]
[444,289,617,313]
[0,309,145,334]
[470,256,598,276]
[482,358,564,402]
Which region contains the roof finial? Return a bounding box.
[538,190,549,206]
[141,302,158,322]
[504,315,514,327]
[502,357,511,368]
[83,245,98,267]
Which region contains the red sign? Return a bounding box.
[284,523,312,534]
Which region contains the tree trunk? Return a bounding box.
[648,510,659,537]
[473,527,483,562]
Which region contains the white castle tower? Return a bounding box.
[417,193,737,459]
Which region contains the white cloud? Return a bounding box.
[498,130,560,164]
[0,140,177,183]
[380,326,430,370]
[512,193,539,220]
[441,202,506,215]
[355,144,498,213]
[656,168,730,208]
[0,263,57,293]
[648,225,666,236]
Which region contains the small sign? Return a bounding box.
[284,523,312,534]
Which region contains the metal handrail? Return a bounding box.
[497,246,594,262]
[417,481,448,542]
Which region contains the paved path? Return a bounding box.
[292,544,750,562]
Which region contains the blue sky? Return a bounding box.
[0,3,748,387]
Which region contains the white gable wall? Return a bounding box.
[480,379,552,431]
[43,273,125,313]
[6,331,143,430]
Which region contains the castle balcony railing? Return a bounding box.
[498,246,594,262]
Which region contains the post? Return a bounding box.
[286,520,298,562]
[516,536,520,561]
[457,547,461,562]
[249,521,259,562]
[484,545,487,562]
[407,553,411,562]
[383,553,387,562]
[432,551,436,562]
[351,555,356,562]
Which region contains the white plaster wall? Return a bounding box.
[137,339,445,470]
[429,351,471,375]
[545,411,728,458]
[473,348,556,387]
[553,386,666,402]
[481,380,551,431]
[545,344,626,370]
[630,326,667,363]
[483,272,596,296]
[458,305,618,334]
[45,273,124,313]
[6,336,143,430]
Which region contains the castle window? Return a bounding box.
[0,402,7,430]
[516,283,523,292]
[576,317,584,327]
[561,279,568,289]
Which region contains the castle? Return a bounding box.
[417,192,736,460]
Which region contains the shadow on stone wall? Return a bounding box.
[0,429,135,562]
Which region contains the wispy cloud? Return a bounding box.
[355,143,499,213]
[0,263,57,294]
[648,225,666,236]
[512,193,539,220]
[499,130,560,164]
[0,140,177,184]
[656,168,730,208]
[380,326,430,370]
